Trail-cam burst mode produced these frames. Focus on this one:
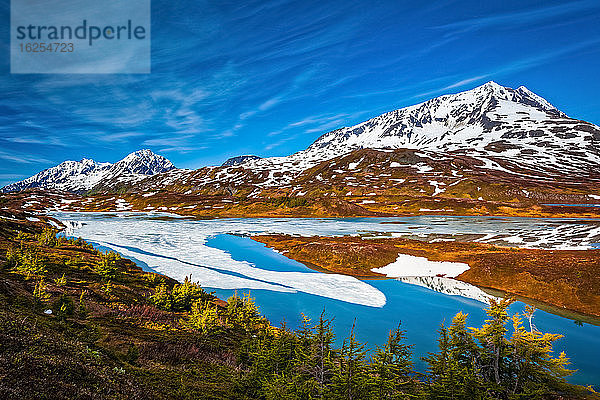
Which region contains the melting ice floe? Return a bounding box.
[371,254,470,278]
[59,214,386,307]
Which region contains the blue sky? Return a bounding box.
[1,0,600,186]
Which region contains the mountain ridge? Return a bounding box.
[1,149,175,193]
[4,81,600,195]
[221,81,599,186]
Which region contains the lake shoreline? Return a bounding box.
[252,234,600,319]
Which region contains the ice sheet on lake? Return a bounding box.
[54,212,600,307]
[59,213,386,307]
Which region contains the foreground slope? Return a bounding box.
[0,215,596,398]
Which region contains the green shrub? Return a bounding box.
[269,197,309,208]
[5,246,19,268]
[225,292,266,331]
[71,237,93,249]
[182,299,220,334]
[93,251,120,279]
[33,278,51,305]
[53,295,75,321]
[54,273,67,286]
[150,282,172,310]
[150,276,213,312]
[144,272,161,284]
[15,231,31,241]
[78,290,87,317]
[103,280,113,295]
[424,299,575,398]
[125,344,139,364]
[14,247,47,279]
[37,228,59,247]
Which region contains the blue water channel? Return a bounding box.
[205,233,600,387]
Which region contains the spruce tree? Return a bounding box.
[470,298,513,392]
[425,299,578,399]
[370,323,416,399]
[290,311,337,399]
[331,321,370,400]
[424,324,465,399]
[506,310,573,397]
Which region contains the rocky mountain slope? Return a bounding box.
[114,81,600,195]
[221,155,262,167]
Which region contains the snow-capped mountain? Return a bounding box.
[109,149,175,176]
[113,81,600,200]
[235,81,599,182]
[307,81,567,154]
[2,149,176,193]
[5,82,600,197]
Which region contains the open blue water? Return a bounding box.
[205,234,600,387]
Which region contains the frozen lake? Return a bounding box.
[54,212,600,386]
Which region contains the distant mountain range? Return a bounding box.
[4,82,600,197]
[1,149,175,193]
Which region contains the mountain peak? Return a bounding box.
[120,149,160,161]
[298,81,583,169]
[480,80,503,90]
[131,149,155,157]
[467,82,561,115]
[110,149,176,176]
[467,81,507,97]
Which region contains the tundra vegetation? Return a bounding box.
[0,218,597,399]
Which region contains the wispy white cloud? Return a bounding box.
[3,136,63,145]
[412,37,600,101]
[264,134,299,151]
[158,146,207,153]
[96,132,146,142]
[0,150,51,164]
[258,97,281,111]
[0,174,27,180]
[416,75,490,98]
[267,112,353,138]
[142,135,194,147]
[238,94,283,121]
[491,38,600,76]
[433,0,600,34]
